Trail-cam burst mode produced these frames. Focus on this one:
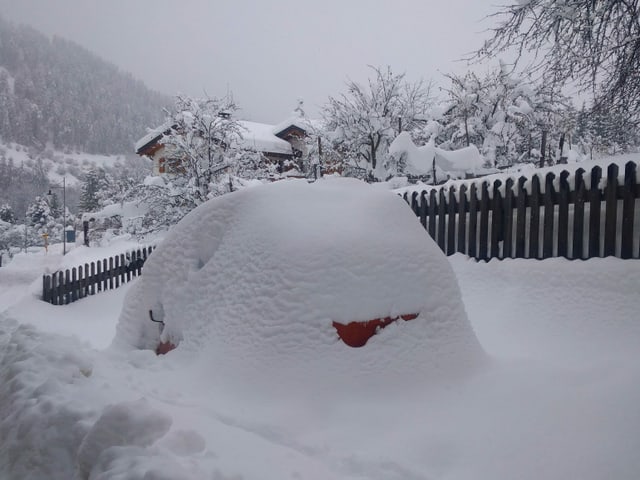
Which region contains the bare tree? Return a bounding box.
[161,94,243,205]
[323,66,434,179]
[474,0,640,116]
[441,71,483,147]
[440,65,571,166]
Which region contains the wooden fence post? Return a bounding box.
[457,185,468,255]
[42,275,51,303]
[135,249,143,276]
[529,175,541,259]
[120,253,126,284]
[437,189,446,251]
[71,267,78,302]
[490,180,502,259]
[125,253,132,282]
[114,255,120,289]
[95,260,102,292]
[51,272,57,305]
[84,263,90,297]
[604,163,619,257]
[64,269,71,305]
[621,162,637,259]
[78,265,84,299]
[479,181,490,261]
[419,191,428,230]
[468,183,478,259]
[543,173,555,259]
[428,190,437,240]
[588,166,603,258]
[103,258,109,291]
[515,177,527,258]
[447,187,457,255]
[557,171,570,258]
[573,169,586,259]
[109,257,114,290]
[503,178,514,259]
[407,192,416,216]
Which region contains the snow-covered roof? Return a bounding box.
[236,120,292,155]
[135,119,298,156]
[272,115,315,137]
[271,100,318,137]
[134,121,172,153]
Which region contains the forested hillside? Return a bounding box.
[0,16,169,154]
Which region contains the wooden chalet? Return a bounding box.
[135,116,311,176]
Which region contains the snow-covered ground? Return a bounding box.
[1,179,639,480]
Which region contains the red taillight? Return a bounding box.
[333,313,418,347]
[156,341,176,355]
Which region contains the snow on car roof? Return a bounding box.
[114,178,484,395]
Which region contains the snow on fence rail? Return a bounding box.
[42,246,155,305]
[402,161,640,260]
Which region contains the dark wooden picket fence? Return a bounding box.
[42,246,155,305]
[402,161,640,260]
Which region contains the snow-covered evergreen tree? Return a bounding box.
[79,168,109,212]
[0,203,15,223]
[23,194,76,246]
[24,195,58,243]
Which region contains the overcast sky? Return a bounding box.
[0,0,500,123]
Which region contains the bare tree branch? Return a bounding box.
[473,0,640,116]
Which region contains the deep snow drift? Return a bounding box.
[0,178,639,480]
[114,178,484,395]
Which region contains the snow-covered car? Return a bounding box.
[114,178,483,393]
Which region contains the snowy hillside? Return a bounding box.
[0,16,168,154]
[0,141,142,186]
[0,140,150,218]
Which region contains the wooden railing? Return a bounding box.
[402,162,639,260]
[42,246,155,305]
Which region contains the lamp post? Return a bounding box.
[47,177,66,255]
[24,215,28,253]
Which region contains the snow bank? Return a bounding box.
[76,398,173,478]
[0,321,204,480]
[2,233,640,479]
[0,323,94,479]
[114,178,484,394]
